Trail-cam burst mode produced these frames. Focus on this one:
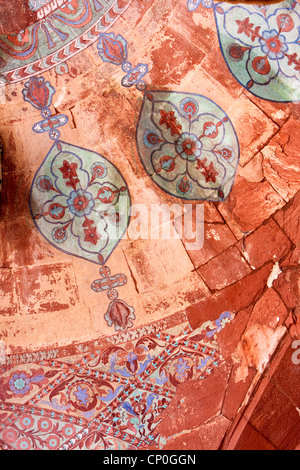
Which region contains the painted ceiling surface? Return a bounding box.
[0,0,299,451]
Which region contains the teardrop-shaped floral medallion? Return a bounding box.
[187,0,300,102]
[30,140,131,265]
[23,76,134,331]
[136,90,239,201]
[97,32,240,202]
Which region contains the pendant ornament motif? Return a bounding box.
[23,74,134,332]
[97,31,240,202]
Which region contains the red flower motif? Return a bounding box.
[196,158,219,183]
[45,434,60,450]
[59,160,80,190]
[236,17,261,41]
[159,109,182,136]
[37,417,52,433]
[16,436,32,450]
[59,160,78,179]
[84,226,100,245]
[2,427,18,444]
[104,300,136,332]
[61,424,76,439]
[98,33,128,66]
[19,414,34,429]
[82,217,94,229]
[203,162,219,183]
[73,195,90,212]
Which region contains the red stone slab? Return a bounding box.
[274,191,300,245]
[249,378,300,449]
[262,117,300,202]
[232,422,276,450]
[156,363,231,440]
[147,25,206,87]
[273,269,300,310]
[198,245,252,291]
[217,306,252,360]
[160,429,204,451]
[179,221,237,269]
[218,177,285,235]
[248,288,288,329]
[222,364,257,421]
[270,343,300,410]
[187,263,274,329]
[3,217,67,268]
[237,218,292,270]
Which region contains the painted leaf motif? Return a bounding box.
[136,90,239,201]
[30,141,131,265]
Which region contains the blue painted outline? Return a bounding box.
[97,32,128,66]
[136,90,240,202]
[29,140,132,266]
[213,0,300,102]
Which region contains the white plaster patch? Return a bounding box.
[234,323,286,383]
[53,86,66,108]
[267,262,282,288]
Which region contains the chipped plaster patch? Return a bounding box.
[267,262,282,288]
[273,110,286,121]
[206,228,221,241]
[234,323,286,383]
[53,87,66,109]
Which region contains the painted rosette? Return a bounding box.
[30,140,131,265]
[136,90,239,201]
[214,0,300,102]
